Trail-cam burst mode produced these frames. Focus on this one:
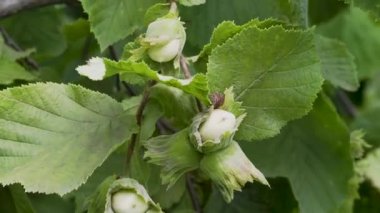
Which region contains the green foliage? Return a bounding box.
[208,25,323,141]
[318,7,380,79]
[352,73,380,147]
[0,83,137,195]
[0,59,36,84]
[204,179,298,213]
[181,0,309,48]
[144,129,202,187]
[1,7,67,60]
[358,148,380,191]
[0,31,36,84]
[316,36,359,91]
[29,194,74,213]
[344,0,380,20]
[87,176,117,213]
[150,84,197,127]
[80,0,163,50]
[104,59,210,104]
[241,95,355,213]
[0,0,379,212]
[0,184,35,213]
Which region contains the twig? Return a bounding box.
[180,54,203,112]
[125,81,155,170]
[0,0,71,18]
[169,1,177,13]
[180,54,192,79]
[136,84,153,126]
[186,174,203,213]
[334,89,357,118]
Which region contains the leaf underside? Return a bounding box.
[0,83,136,195]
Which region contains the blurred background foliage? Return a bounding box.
[1,0,380,212]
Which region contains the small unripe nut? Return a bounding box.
[111,190,149,213]
[199,109,237,142]
[145,18,186,63]
[148,39,181,63]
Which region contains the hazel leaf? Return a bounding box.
[0,83,137,195]
[104,59,210,104]
[208,25,323,141]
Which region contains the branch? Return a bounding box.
[180,54,192,79]
[0,0,74,18]
[180,54,203,112]
[125,81,155,171]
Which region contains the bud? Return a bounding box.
[144,18,186,63]
[105,178,162,213]
[200,142,269,202]
[76,57,106,81]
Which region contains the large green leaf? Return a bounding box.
[181,0,309,49]
[316,36,359,91]
[208,25,323,141]
[80,0,162,51]
[0,83,136,195]
[241,95,355,213]
[194,19,285,73]
[317,7,380,79]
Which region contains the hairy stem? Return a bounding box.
[125,81,155,172]
[180,54,203,112]
[180,54,192,79]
